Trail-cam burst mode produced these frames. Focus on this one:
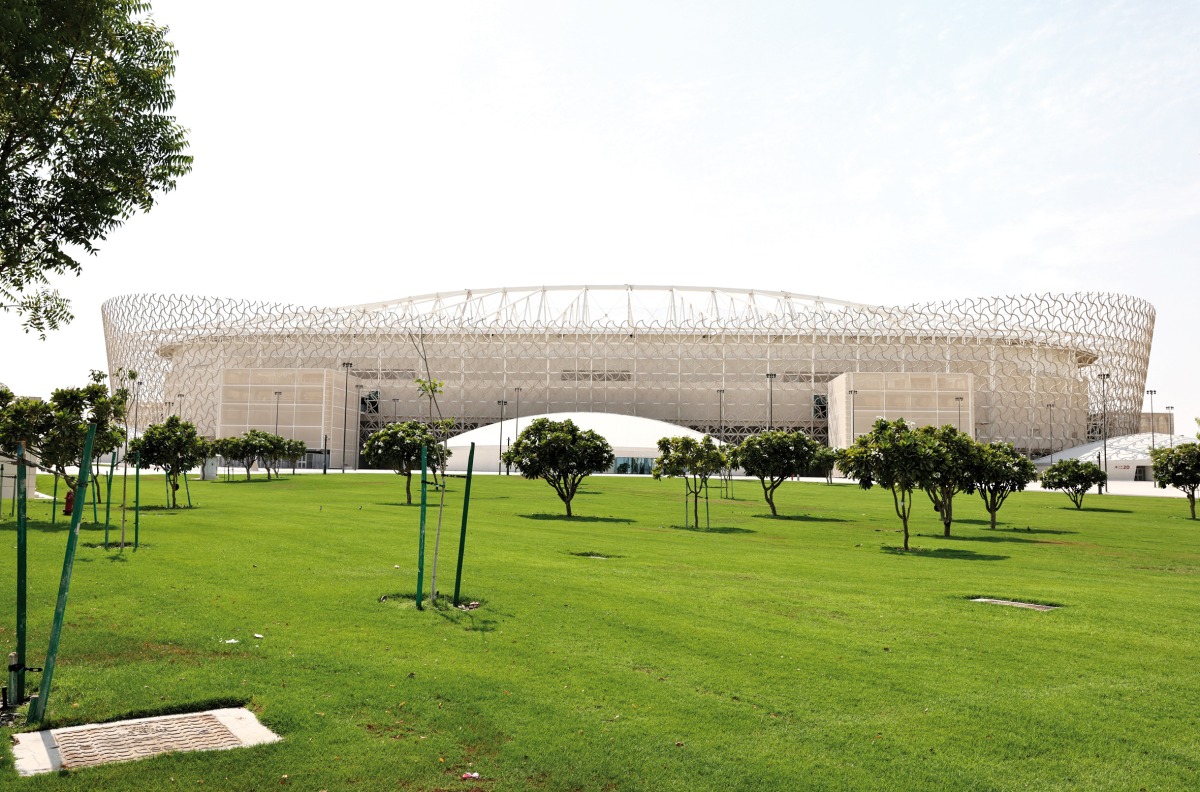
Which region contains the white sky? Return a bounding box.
[3,0,1197,433]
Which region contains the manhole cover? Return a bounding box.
[12,707,280,776]
[971,597,1059,611]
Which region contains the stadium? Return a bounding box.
[101,286,1154,469]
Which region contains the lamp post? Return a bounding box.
[274,391,282,435]
[1098,373,1110,493]
[1167,406,1174,446]
[354,384,363,470]
[954,396,964,432]
[496,400,508,474]
[717,389,725,444]
[765,372,777,430]
[340,362,353,472]
[1047,402,1055,463]
[847,389,858,445]
[1146,389,1156,451]
[164,401,173,421]
[177,393,185,421]
[392,398,399,423]
[514,387,522,439]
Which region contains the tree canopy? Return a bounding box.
[0,0,192,334]
[968,441,1038,528]
[501,418,614,517]
[731,430,820,517]
[653,434,726,527]
[1040,458,1106,510]
[128,415,207,508]
[1150,442,1200,520]
[916,425,979,537]
[835,418,930,550]
[362,421,446,504]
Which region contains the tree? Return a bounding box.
[243,429,282,481]
[916,425,979,537]
[501,418,614,517]
[0,0,192,335]
[730,430,821,516]
[835,418,930,551]
[653,435,726,527]
[0,370,127,489]
[282,438,307,473]
[212,435,253,480]
[1150,443,1200,520]
[1040,458,1107,510]
[968,442,1038,528]
[813,445,838,485]
[362,421,445,505]
[128,415,207,508]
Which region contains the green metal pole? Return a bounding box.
[91,459,99,523]
[452,444,476,606]
[104,452,116,547]
[134,452,141,550]
[30,424,98,723]
[182,466,192,507]
[705,481,710,530]
[13,444,28,704]
[415,444,427,610]
[51,474,58,525]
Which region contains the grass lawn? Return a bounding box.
[1,471,1199,790]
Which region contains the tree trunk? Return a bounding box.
[1190,494,1196,520]
[766,488,776,516]
[693,492,700,528]
[565,497,573,517]
[990,509,997,529]
[405,471,413,505]
[942,494,952,537]
[902,514,910,550]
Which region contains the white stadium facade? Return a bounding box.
[102,286,1154,469]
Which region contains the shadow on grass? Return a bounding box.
[519,513,635,523]
[935,534,1046,545]
[668,524,755,535]
[882,546,1009,561]
[752,513,847,523]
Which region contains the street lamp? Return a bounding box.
[392,398,399,423]
[717,388,725,444]
[354,384,363,470]
[1098,373,1110,493]
[1047,403,1055,463]
[765,373,777,430]
[177,393,185,421]
[340,362,353,472]
[274,391,282,435]
[1167,406,1174,446]
[514,387,522,439]
[954,396,964,432]
[1146,389,1156,451]
[496,400,508,474]
[164,401,173,421]
[847,389,858,444]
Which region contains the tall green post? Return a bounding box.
[134,452,141,550]
[51,475,58,525]
[452,443,476,606]
[415,444,428,610]
[30,424,98,723]
[11,444,28,704]
[182,467,192,507]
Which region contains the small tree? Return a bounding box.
[916,425,979,537]
[128,416,208,508]
[1150,443,1200,520]
[1041,458,1107,510]
[502,418,614,517]
[212,436,255,480]
[969,442,1038,528]
[244,429,282,481]
[813,445,838,485]
[730,430,821,516]
[835,418,929,551]
[362,421,444,504]
[653,435,726,526]
[283,439,308,473]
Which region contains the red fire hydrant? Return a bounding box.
[63,489,75,516]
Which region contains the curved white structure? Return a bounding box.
[102,286,1154,467]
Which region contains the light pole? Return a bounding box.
[1047,402,1055,463]
[354,384,363,470]
[177,392,185,421]
[340,362,353,472]
[164,401,173,421]
[497,400,508,474]
[1098,372,1110,493]
[717,388,725,444]
[274,391,282,435]
[847,389,858,445]
[954,396,964,432]
[1167,406,1174,446]
[765,372,777,430]
[1146,389,1156,451]
[514,387,522,439]
[392,398,399,423]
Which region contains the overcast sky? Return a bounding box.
[3,0,1197,432]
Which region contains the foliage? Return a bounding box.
[653,434,726,527]
[128,415,208,508]
[1040,458,1107,510]
[916,425,979,537]
[281,438,308,472]
[0,370,127,488]
[1151,442,1200,519]
[731,430,821,516]
[362,421,448,504]
[0,0,192,335]
[968,441,1038,528]
[835,418,932,550]
[501,418,614,516]
[212,430,291,482]
[813,445,838,484]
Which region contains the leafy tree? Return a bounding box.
[916,425,979,537]
[502,418,614,517]
[212,435,254,480]
[835,418,930,551]
[362,421,447,504]
[128,415,208,508]
[0,0,192,335]
[243,429,283,481]
[968,442,1038,528]
[730,430,821,516]
[1150,443,1200,520]
[1040,458,1106,510]
[653,435,726,527]
[282,438,307,473]
[0,370,127,489]
[813,445,838,485]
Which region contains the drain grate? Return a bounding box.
[12,707,280,776]
[971,597,1059,611]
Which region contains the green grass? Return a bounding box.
[1,472,1199,790]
